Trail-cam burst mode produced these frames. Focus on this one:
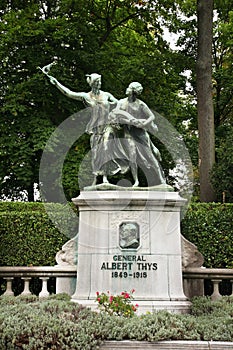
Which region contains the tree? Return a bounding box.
[213,0,233,129]
[0,0,191,201]
[196,0,215,202]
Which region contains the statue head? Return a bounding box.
[126,82,143,96]
[86,73,101,88]
[121,223,137,240]
[120,222,139,249]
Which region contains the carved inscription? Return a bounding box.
[101,255,158,279]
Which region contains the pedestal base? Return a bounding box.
[71,298,191,315]
[72,191,190,314]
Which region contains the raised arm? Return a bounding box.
[49,76,86,101]
[39,62,86,101]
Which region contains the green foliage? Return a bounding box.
[0,201,45,212]
[0,294,232,349]
[95,290,138,318]
[211,125,233,202]
[0,294,102,350]
[0,202,77,266]
[168,1,233,202]
[191,296,233,317]
[122,311,200,341]
[181,203,233,268]
[212,2,233,128]
[0,0,232,202]
[0,0,196,201]
[62,133,91,199]
[190,296,233,341]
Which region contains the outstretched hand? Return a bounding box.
[49,76,57,85]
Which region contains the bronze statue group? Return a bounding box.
[41,65,166,188]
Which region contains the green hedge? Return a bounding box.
[0,202,46,212]
[0,202,232,268]
[181,203,233,268]
[0,202,78,266]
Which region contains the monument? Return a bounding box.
[42,65,192,313]
[71,190,190,314]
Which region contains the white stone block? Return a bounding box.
[72,191,191,313]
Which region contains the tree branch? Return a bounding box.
[99,11,141,47]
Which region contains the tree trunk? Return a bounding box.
[196,0,216,202]
[27,183,35,202]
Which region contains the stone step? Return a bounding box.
[100,340,233,350]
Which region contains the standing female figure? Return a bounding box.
[109,82,166,187]
[44,68,119,185]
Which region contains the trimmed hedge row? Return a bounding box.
[0,202,46,212]
[181,203,233,268]
[0,202,78,266]
[0,202,232,268]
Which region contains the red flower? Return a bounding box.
[124,293,130,299]
[97,298,101,302]
[96,291,99,296]
[131,289,135,293]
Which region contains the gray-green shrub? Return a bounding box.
[0,294,232,349]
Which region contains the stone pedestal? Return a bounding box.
[71,191,191,314]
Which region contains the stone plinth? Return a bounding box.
[71,191,191,313]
